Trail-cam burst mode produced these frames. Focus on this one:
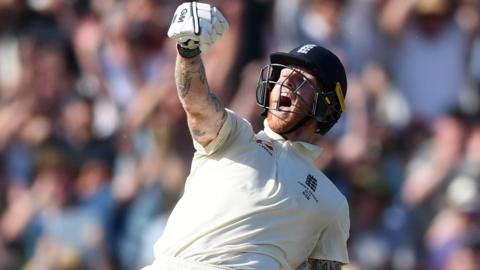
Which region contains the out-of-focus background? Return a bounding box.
[0,0,479,269]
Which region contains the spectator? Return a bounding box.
[379,0,474,122]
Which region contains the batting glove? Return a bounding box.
[168,1,229,55]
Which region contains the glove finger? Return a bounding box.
[199,17,214,36]
[167,25,176,38]
[198,28,213,52]
[212,7,229,34]
[168,2,200,39]
[196,3,212,21]
[211,16,225,37]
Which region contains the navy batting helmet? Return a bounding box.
[256,44,347,135]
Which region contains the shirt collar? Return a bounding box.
[263,119,322,160]
[294,141,323,160]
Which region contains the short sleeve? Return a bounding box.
[193,109,254,156]
[309,199,350,264]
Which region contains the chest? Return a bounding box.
[195,138,337,217]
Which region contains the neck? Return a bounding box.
[282,120,317,143]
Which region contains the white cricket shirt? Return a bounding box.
[152,110,350,270]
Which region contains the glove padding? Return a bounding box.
[168,1,229,53]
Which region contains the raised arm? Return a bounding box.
[168,2,229,147]
[175,53,226,146]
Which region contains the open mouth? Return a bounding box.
[278,93,292,108]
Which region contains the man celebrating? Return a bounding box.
[143,2,349,269]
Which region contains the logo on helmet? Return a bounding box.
[297,44,316,54]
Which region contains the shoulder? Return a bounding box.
[194,109,255,156]
[313,170,350,227]
[312,170,348,206]
[227,109,254,133]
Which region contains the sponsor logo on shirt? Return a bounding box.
[255,139,273,156]
[298,174,318,203]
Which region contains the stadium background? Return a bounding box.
[0,0,479,269]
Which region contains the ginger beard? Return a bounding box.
[266,68,317,134]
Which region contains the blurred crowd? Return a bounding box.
[0,0,479,269]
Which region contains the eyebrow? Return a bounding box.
[289,66,320,90]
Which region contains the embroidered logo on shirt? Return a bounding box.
[298,174,318,203]
[255,139,273,156]
[305,174,317,192]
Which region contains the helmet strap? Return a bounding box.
[261,108,268,117]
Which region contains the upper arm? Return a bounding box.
[306,259,343,270]
[175,55,227,147]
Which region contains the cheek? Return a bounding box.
[268,86,279,105]
[293,92,312,109]
[299,89,317,106]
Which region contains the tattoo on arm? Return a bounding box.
[208,92,223,113]
[175,56,205,99]
[306,259,342,270]
[174,55,226,146]
[177,71,193,98]
[198,61,208,86]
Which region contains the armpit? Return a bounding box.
[306,259,342,270]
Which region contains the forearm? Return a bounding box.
[175,53,226,146]
[306,259,342,270]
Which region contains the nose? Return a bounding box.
[277,71,295,91]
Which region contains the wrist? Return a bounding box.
[177,44,201,58]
